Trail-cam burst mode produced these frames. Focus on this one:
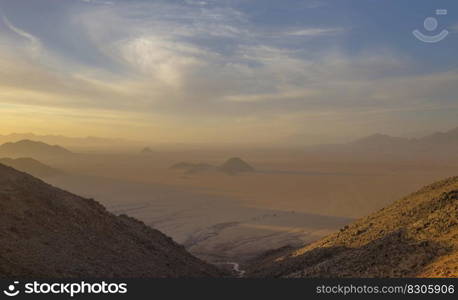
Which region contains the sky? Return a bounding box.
[0,0,457,146]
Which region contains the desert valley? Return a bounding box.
[1,0,458,281]
[1,127,457,277]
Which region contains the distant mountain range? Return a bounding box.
[0,163,224,278]
[351,126,458,148]
[0,158,61,178]
[304,126,458,160]
[171,157,255,175]
[0,133,133,148]
[1,127,457,157]
[246,176,458,278]
[0,140,72,158]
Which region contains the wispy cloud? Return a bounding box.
[0,0,457,143]
[287,27,345,37]
[79,0,114,5]
[2,15,41,55]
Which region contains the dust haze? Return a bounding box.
[1,129,457,265]
[1,0,457,277]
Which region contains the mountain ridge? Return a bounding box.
[0,133,133,148]
[351,126,458,146]
[0,158,61,178]
[0,163,224,278]
[0,140,72,158]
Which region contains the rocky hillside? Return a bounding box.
[0,163,224,278]
[246,176,458,278]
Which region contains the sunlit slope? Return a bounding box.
[247,176,458,278]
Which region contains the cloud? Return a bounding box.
[115,36,205,87]
[2,15,41,56]
[1,1,455,119]
[184,0,208,6]
[79,0,114,5]
[287,27,345,37]
[0,0,457,143]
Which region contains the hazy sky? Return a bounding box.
[0,0,457,145]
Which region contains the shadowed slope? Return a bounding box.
[0,164,224,278]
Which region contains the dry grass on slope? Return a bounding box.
[246,176,458,278]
